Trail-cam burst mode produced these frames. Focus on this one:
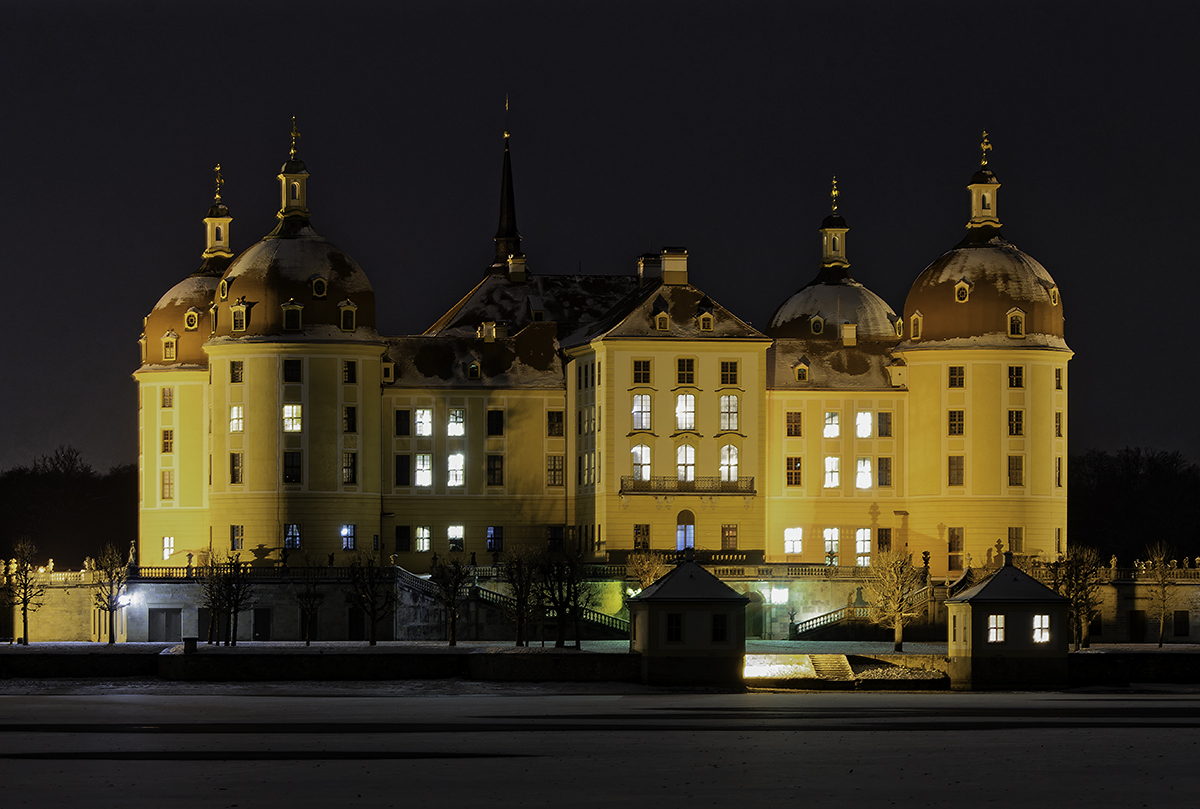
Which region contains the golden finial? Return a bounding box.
[213,163,224,202]
[504,95,510,140]
[289,116,301,159]
[830,175,839,213]
[980,130,992,167]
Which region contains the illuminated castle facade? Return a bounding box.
[136,129,1070,584]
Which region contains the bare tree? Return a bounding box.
[91,542,129,645]
[627,550,671,590]
[198,553,254,646]
[539,544,597,649]
[343,551,397,646]
[291,555,325,646]
[1046,545,1104,651]
[865,549,925,652]
[499,543,541,646]
[1144,541,1177,648]
[8,538,46,645]
[429,550,472,646]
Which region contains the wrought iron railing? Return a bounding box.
[620,475,755,495]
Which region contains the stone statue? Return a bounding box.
[128,540,137,567]
[1111,555,1118,569]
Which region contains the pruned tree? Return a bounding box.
[343,551,397,646]
[8,538,46,645]
[627,550,671,590]
[865,549,925,652]
[539,543,597,649]
[1046,545,1104,651]
[198,553,254,646]
[429,550,472,646]
[91,542,129,645]
[292,554,325,646]
[1144,541,1177,648]
[499,543,542,647]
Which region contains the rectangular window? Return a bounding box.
[415,526,431,553]
[1008,455,1024,486]
[1008,366,1024,388]
[161,387,174,408]
[719,395,738,431]
[632,394,652,430]
[415,408,433,436]
[948,366,965,388]
[396,409,411,436]
[343,406,358,434]
[1055,456,1063,488]
[1008,526,1024,553]
[547,410,565,436]
[676,358,695,385]
[1055,412,1062,438]
[230,452,244,485]
[948,526,964,571]
[855,528,871,566]
[395,525,411,553]
[712,613,728,643]
[633,524,650,550]
[1174,610,1190,637]
[666,613,683,643]
[438,409,461,439]
[824,411,840,438]
[283,359,302,383]
[447,453,465,486]
[161,470,174,500]
[341,524,355,550]
[342,360,357,383]
[284,524,301,550]
[161,429,174,453]
[948,455,964,486]
[282,404,302,432]
[342,451,357,485]
[1008,410,1023,436]
[856,457,872,489]
[547,455,564,486]
[786,411,803,437]
[1033,614,1050,643]
[824,456,840,488]
[785,457,803,487]
[948,410,964,436]
[633,360,652,385]
[878,527,892,553]
[675,394,695,431]
[487,455,504,486]
[878,456,893,487]
[395,454,411,486]
[784,527,803,554]
[720,361,738,386]
[162,536,174,560]
[283,451,302,484]
[988,614,1005,643]
[486,526,504,553]
[856,411,872,438]
[824,528,839,565]
[448,525,464,553]
[230,360,244,383]
[230,525,244,551]
[878,411,893,438]
[487,410,505,436]
[229,406,244,433]
[1055,368,1062,390]
[415,453,432,486]
[232,309,246,331]
[721,524,738,550]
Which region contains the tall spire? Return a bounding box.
[493,96,522,269]
[967,130,1001,230]
[204,163,233,260]
[278,116,310,221]
[817,176,850,281]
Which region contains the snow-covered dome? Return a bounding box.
[141,261,226,368]
[768,273,900,340]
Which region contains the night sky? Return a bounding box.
[5,1,1198,471]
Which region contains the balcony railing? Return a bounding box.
[620,475,755,495]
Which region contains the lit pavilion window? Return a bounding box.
[1033,614,1050,643]
[341,524,356,550]
[282,405,302,432]
[415,454,432,487]
[632,394,651,431]
[824,528,839,565]
[229,406,244,433]
[720,395,739,431]
[415,526,431,552]
[162,536,174,560]
[676,394,696,431]
[415,409,433,436]
[855,528,871,566]
[447,453,465,486]
[676,444,695,481]
[988,614,1005,643]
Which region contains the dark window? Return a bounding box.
[486,526,504,553]
[1008,366,1024,388]
[666,613,683,643]
[634,524,650,550]
[949,410,964,436]
[1055,368,1063,390]
[878,412,893,437]
[948,456,964,486]
[1008,526,1024,553]
[230,360,244,383]
[547,526,565,550]
[341,309,356,331]
[547,455,564,486]
[395,525,412,553]
[878,527,892,552]
[948,527,964,571]
[283,451,302,484]
[547,411,565,436]
[1008,410,1023,436]
[878,457,893,487]
[720,361,738,386]
[487,410,505,436]
[284,524,301,549]
[395,409,411,436]
[230,525,244,551]
[283,308,301,330]
[786,457,802,486]
[283,359,302,383]
[342,360,357,383]
[343,406,357,433]
[712,613,728,643]
[721,524,738,550]
[633,360,651,385]
[395,454,411,486]
[487,455,504,486]
[949,366,965,388]
[1175,611,1190,637]
[230,452,244,485]
[1008,456,1024,487]
[342,452,357,485]
[677,358,695,385]
[786,411,802,436]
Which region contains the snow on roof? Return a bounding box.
[224,227,374,295]
[768,280,899,339]
[768,338,897,389]
[388,323,563,388]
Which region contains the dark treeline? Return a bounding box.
[0,447,136,566]
[1069,448,1200,563]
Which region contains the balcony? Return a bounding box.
[619,475,756,495]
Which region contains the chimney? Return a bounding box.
[661,247,688,285]
[841,323,857,346]
[507,254,527,283]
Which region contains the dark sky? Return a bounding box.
[5,1,1199,471]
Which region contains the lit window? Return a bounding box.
[632,394,651,430]
[856,528,871,566]
[230,360,244,383]
[631,445,651,480]
[676,394,695,431]
[342,361,357,383]
[283,451,302,484]
[676,444,695,481]
[878,412,893,437]
[341,524,356,550]
[229,406,244,433]
[720,395,739,431]
[162,429,174,454]
[633,360,651,384]
[720,361,738,385]
[415,409,433,436]
[230,524,244,551]
[948,410,964,436]
[824,456,840,488]
[784,527,803,554]
[161,470,174,500]
[1008,455,1024,486]
[448,453,465,486]
[677,358,695,384]
[1033,614,1050,643]
[786,412,802,437]
[987,614,1005,643]
[415,526,431,552]
[948,366,965,388]
[162,387,174,408]
[415,454,432,487]
[283,359,302,383]
[546,455,564,486]
[342,451,357,484]
[856,457,872,489]
[547,410,565,436]
[343,406,357,433]
[856,412,872,438]
[824,528,839,565]
[487,455,504,486]
[824,412,840,438]
[447,408,465,436]
[282,404,302,432]
[719,445,739,481]
[486,526,504,553]
[448,525,464,552]
[1008,410,1023,436]
[162,536,174,560]
[1008,366,1024,388]
[284,524,301,549]
[229,452,244,484]
[948,455,964,486]
[785,457,802,486]
[878,457,893,487]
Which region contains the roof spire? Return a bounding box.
[290,116,301,160]
[203,164,233,261]
[493,97,522,270]
[213,163,224,202]
[966,131,1001,230]
[830,175,839,214]
[980,130,992,168]
[817,176,850,281]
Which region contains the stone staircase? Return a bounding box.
[809,654,854,680]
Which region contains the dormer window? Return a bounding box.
[231,299,248,332]
[894,318,903,337]
[810,316,824,335]
[209,303,218,334]
[699,314,713,331]
[1008,308,1026,338]
[795,362,809,382]
[219,279,229,300]
[312,278,327,298]
[467,362,481,379]
[382,361,395,383]
[282,299,303,331]
[954,280,972,303]
[184,309,200,331]
[1049,287,1060,306]
[911,312,923,340]
[655,313,669,331]
[161,331,178,362]
[338,300,358,332]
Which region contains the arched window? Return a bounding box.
[676,509,695,551]
[1008,309,1026,338]
[631,444,650,481]
[676,444,695,482]
[982,192,991,211]
[290,181,300,201]
[214,225,223,242]
[467,362,481,379]
[911,313,922,340]
[719,445,738,481]
[341,308,356,331]
[832,235,839,251]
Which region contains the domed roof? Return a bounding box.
[768,274,899,340]
[141,254,229,368]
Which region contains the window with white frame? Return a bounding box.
[675,394,695,430]
[677,444,695,481]
[824,411,840,438]
[447,453,465,486]
[824,528,839,565]
[784,527,802,554]
[987,614,1005,643]
[162,536,174,560]
[824,456,840,488]
[447,408,465,436]
[631,444,651,480]
[856,457,872,489]
[1033,614,1050,643]
[855,528,871,566]
[632,394,651,430]
[720,395,739,431]
[229,405,244,433]
[856,411,872,438]
[448,525,465,552]
[415,408,433,436]
[282,404,302,432]
[415,526,431,552]
[719,445,738,481]
[415,454,432,487]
